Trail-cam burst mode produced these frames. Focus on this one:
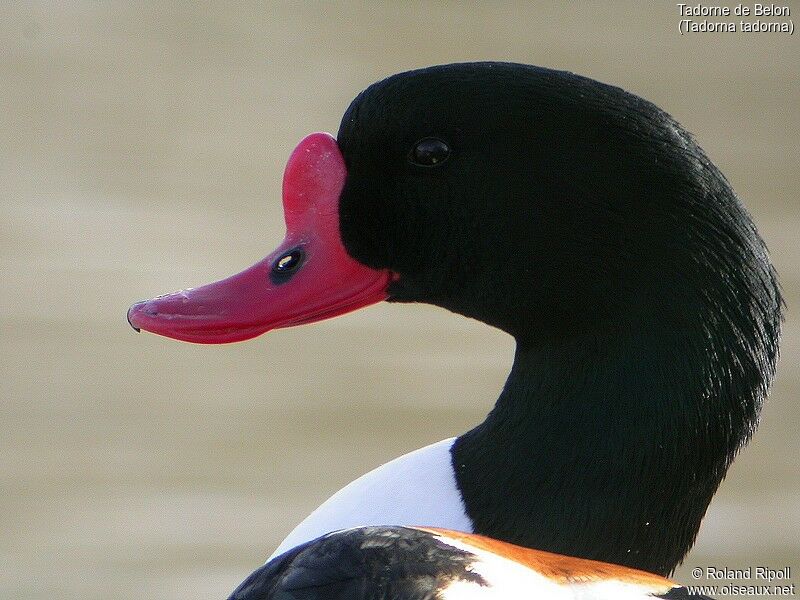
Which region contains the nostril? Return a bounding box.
[271,247,306,284]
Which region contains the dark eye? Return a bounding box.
[270,247,305,283]
[409,137,450,167]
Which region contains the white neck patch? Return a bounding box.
[268,438,473,560]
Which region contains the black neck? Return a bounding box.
[452,327,750,576]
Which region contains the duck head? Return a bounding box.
[335,64,781,345]
[129,62,781,347]
[128,63,782,574]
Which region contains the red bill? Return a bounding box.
[127,133,392,344]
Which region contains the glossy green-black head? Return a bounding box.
[337,62,781,347]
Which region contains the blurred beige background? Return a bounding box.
[1,2,798,599]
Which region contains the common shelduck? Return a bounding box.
[128,63,782,599]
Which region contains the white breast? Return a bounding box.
[268,438,474,560]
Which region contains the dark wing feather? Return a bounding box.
[226,526,485,600]
[655,586,715,600]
